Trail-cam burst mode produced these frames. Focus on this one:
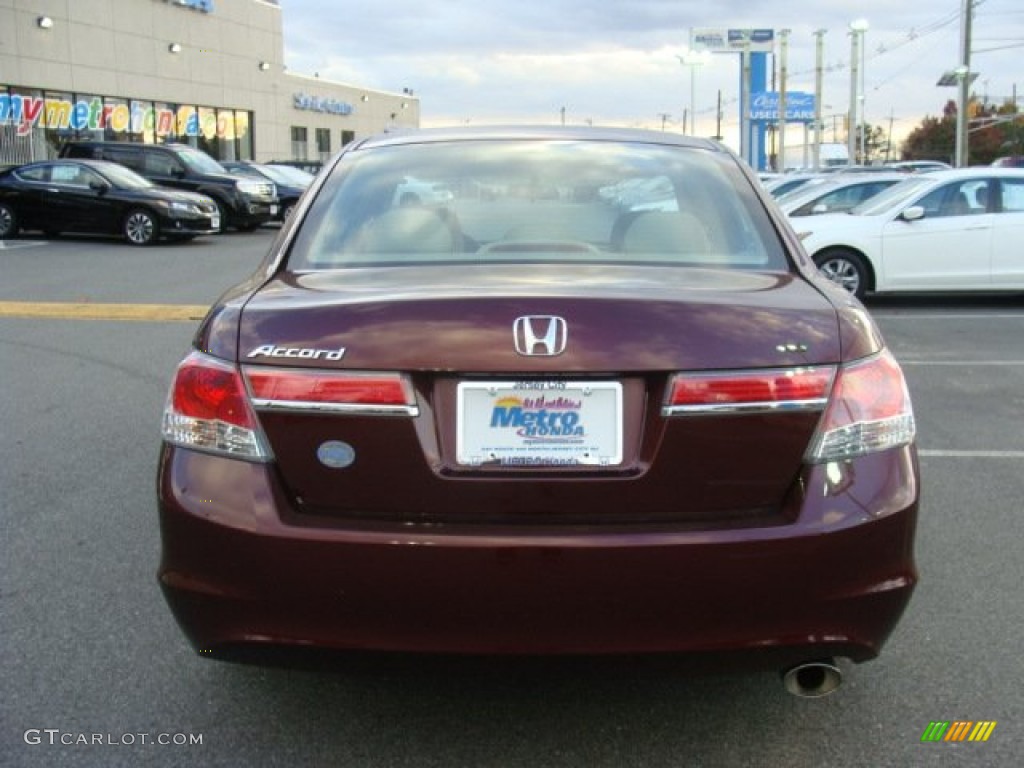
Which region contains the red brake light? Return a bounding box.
[244,369,418,415]
[162,351,269,460]
[173,355,256,428]
[664,367,835,414]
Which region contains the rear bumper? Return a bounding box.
[156,445,919,660]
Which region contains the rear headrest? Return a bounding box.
[352,207,457,253]
[617,211,711,256]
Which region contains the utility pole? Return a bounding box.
[658,112,671,132]
[740,43,751,165]
[848,28,860,164]
[886,109,895,163]
[813,29,826,169]
[956,0,973,167]
[715,89,723,140]
[778,29,789,173]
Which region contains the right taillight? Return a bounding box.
[806,349,915,463]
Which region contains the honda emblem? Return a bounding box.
[513,316,568,356]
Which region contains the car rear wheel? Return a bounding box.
[0,203,17,238]
[123,209,159,246]
[814,249,869,299]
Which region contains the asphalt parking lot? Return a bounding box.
[1,230,1022,767]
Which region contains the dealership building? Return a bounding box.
[0,0,421,166]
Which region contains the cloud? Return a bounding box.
[281,1,1024,148]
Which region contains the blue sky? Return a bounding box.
[279,1,1024,151]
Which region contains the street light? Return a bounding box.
[677,50,711,135]
[849,19,869,164]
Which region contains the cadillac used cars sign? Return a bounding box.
[750,92,816,121]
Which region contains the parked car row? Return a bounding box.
[0,142,314,246]
[754,163,1024,298]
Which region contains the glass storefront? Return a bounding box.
[0,85,254,164]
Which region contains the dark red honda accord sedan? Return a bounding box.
[157,126,919,695]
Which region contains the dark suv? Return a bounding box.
[58,142,278,231]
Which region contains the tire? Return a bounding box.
[813,249,870,300]
[0,202,17,238]
[214,201,230,233]
[123,208,159,246]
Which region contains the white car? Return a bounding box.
[797,168,1024,298]
[778,172,905,218]
[393,176,455,206]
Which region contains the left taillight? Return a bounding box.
[244,368,418,416]
[161,351,271,461]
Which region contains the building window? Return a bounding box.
[235,111,252,160]
[176,106,199,148]
[0,88,45,163]
[315,128,331,163]
[131,99,156,144]
[341,129,355,147]
[153,102,177,142]
[196,107,219,158]
[291,126,308,160]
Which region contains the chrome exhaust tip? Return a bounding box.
[782,658,842,698]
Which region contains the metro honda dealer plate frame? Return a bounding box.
[456,381,623,467]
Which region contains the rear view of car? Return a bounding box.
[157,127,919,695]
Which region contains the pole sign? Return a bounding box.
[691,28,774,53]
[750,91,816,121]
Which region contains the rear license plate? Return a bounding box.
[456,381,623,467]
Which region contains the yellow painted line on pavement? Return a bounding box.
[0,301,210,322]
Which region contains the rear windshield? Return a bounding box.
[287,140,788,271]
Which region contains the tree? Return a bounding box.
[853,123,888,164]
[901,98,1022,165]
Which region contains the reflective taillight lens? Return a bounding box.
[806,349,915,463]
[663,366,836,415]
[244,368,418,416]
[161,351,270,460]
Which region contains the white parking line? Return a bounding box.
[919,450,1024,458]
[873,313,1024,320]
[898,361,1024,366]
[0,240,48,250]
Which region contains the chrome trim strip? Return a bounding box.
[661,398,829,417]
[251,399,419,417]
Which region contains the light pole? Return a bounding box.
[849,19,869,164]
[954,65,970,166]
[677,50,710,135]
[956,0,973,167]
[813,29,826,169]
